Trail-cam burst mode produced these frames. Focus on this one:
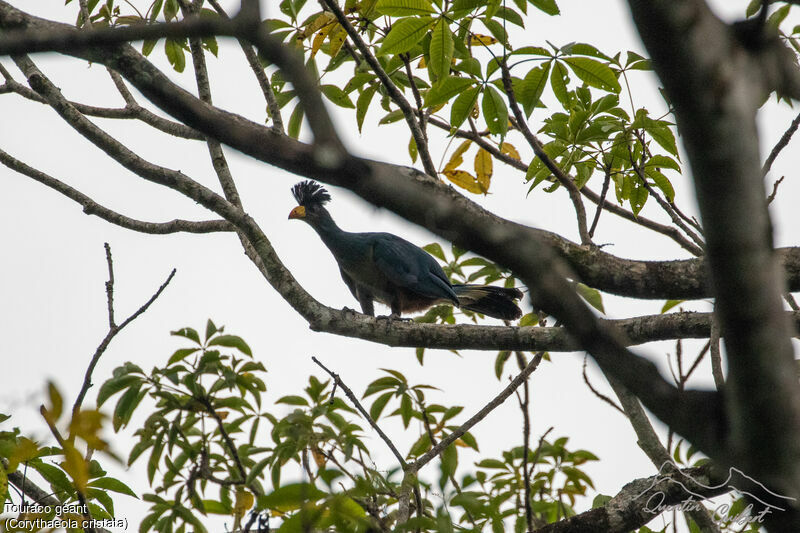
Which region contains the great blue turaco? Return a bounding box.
[288,180,523,320]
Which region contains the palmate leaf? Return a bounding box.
[378,16,435,55]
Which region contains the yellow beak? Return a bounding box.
[288,205,306,219]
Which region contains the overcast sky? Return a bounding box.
[2,1,799,531]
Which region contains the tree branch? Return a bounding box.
[0,147,234,234]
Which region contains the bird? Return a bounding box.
[288,180,523,320]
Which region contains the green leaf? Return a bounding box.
[530,0,559,16]
[321,84,355,108]
[562,57,620,92]
[450,0,484,17]
[425,76,475,108]
[450,86,481,128]
[379,109,406,124]
[550,61,569,107]
[369,391,394,420]
[400,394,413,428]
[494,351,511,379]
[205,319,218,341]
[163,0,179,20]
[645,167,675,202]
[96,374,141,407]
[644,119,679,157]
[575,283,605,314]
[257,483,327,512]
[375,0,436,16]
[429,18,454,82]
[276,395,309,406]
[476,458,506,469]
[164,39,186,73]
[482,85,508,135]
[660,300,685,314]
[518,63,550,117]
[644,154,680,172]
[440,443,458,483]
[113,385,144,431]
[88,476,138,498]
[208,334,252,356]
[288,104,304,139]
[171,327,201,344]
[423,242,446,260]
[167,347,198,365]
[356,84,378,133]
[378,16,435,55]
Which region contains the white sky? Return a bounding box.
[1,0,799,531]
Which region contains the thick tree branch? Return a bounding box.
[0,0,765,466]
[626,0,800,526]
[533,465,729,533]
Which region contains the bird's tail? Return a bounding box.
[452,284,524,321]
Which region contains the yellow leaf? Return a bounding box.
[47,382,63,423]
[470,34,498,46]
[233,488,255,530]
[443,169,482,194]
[474,148,493,193]
[6,437,39,472]
[500,142,521,161]
[216,410,229,420]
[62,443,89,492]
[70,409,108,451]
[327,24,347,59]
[300,11,336,40]
[311,19,337,58]
[417,56,426,68]
[311,447,327,468]
[444,139,472,172]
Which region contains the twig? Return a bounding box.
[710,312,725,389]
[72,245,176,415]
[763,110,800,175]
[582,356,624,414]
[514,351,535,532]
[413,352,543,471]
[0,148,232,234]
[205,0,284,133]
[312,356,407,468]
[767,175,785,205]
[499,62,591,245]
[588,169,611,238]
[318,0,437,177]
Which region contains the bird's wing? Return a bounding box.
[371,234,458,303]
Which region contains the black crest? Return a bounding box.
[292,180,331,208]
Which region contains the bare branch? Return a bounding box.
[72,247,176,415]
[0,147,234,234]
[312,356,407,468]
[763,111,800,175]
